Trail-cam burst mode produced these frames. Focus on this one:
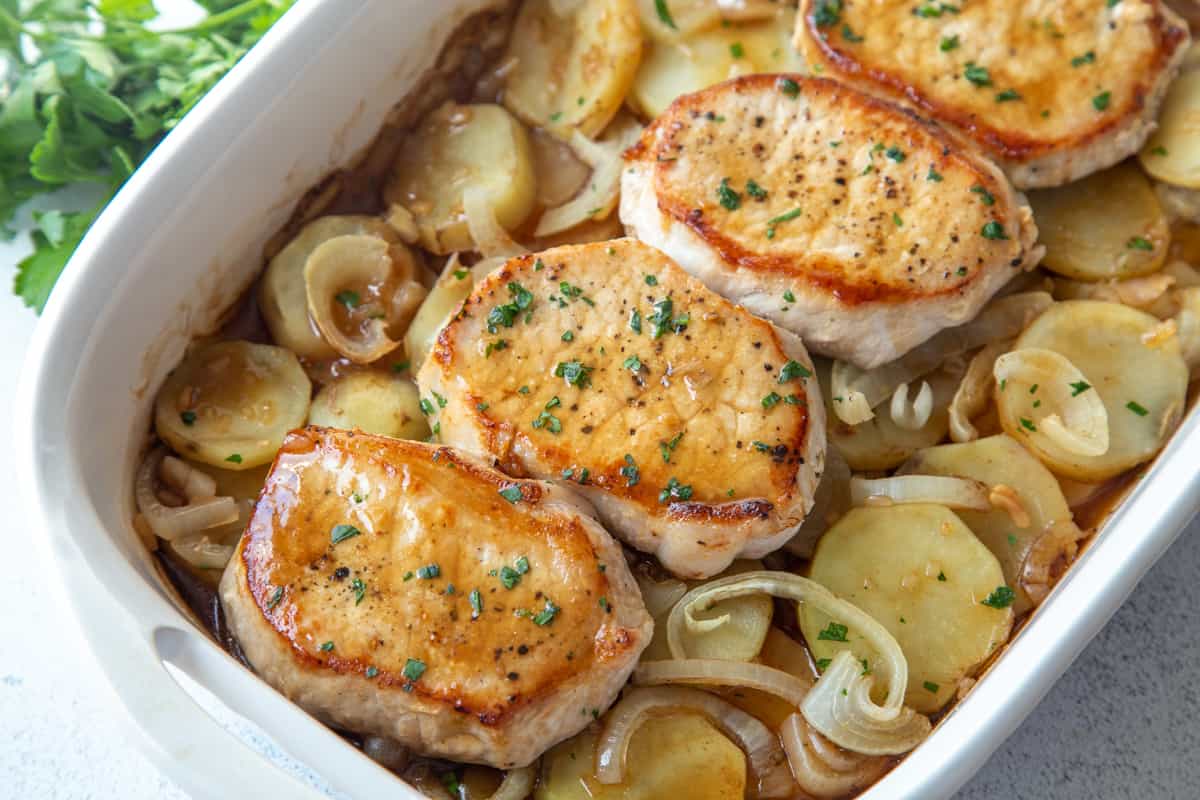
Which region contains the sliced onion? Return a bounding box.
[1173,286,1200,369]
[159,455,217,501]
[361,735,410,773]
[135,450,238,542]
[1020,519,1084,607]
[634,659,812,707]
[489,766,537,800]
[383,203,421,244]
[829,292,1052,424]
[463,186,528,259]
[785,445,851,558]
[169,532,235,570]
[304,234,401,364]
[595,687,794,798]
[715,0,781,20]
[950,340,1012,443]
[667,571,931,755]
[888,381,933,430]
[534,117,643,237]
[994,348,1110,457]
[636,574,689,617]
[849,475,991,511]
[780,713,890,800]
[988,484,1032,529]
[1052,273,1177,310]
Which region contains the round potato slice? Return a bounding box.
[155,340,312,470]
[999,301,1188,481]
[384,103,535,255]
[536,714,746,800]
[630,8,803,118]
[801,504,1013,714]
[308,372,430,440]
[503,0,643,138]
[1140,68,1200,189]
[1028,163,1170,281]
[901,435,1083,616]
[259,216,399,361]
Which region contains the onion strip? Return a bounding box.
[135,450,238,542]
[849,475,991,511]
[950,340,1012,443]
[595,687,794,798]
[667,571,931,755]
[303,234,401,364]
[463,186,528,260]
[993,348,1110,457]
[634,659,812,707]
[781,713,890,799]
[888,381,933,430]
[534,119,643,237]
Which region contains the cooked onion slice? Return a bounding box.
[849,475,991,511]
[829,292,1052,425]
[534,118,643,237]
[888,381,933,430]
[950,340,1012,443]
[667,571,931,755]
[993,349,1110,457]
[1173,286,1200,369]
[1052,273,1177,310]
[781,713,890,800]
[634,659,812,707]
[304,234,401,364]
[135,450,238,542]
[463,186,528,259]
[489,766,537,800]
[595,687,794,798]
[159,455,217,501]
[169,533,235,570]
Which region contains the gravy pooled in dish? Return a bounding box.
[136,1,1200,797]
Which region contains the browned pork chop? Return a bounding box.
[219,427,650,768]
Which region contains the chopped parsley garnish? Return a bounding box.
[746,179,768,200]
[559,281,593,306]
[180,410,196,426]
[970,185,996,205]
[532,410,562,433]
[762,392,782,409]
[499,486,523,503]
[392,361,410,373]
[892,212,904,227]
[927,166,944,182]
[266,586,284,610]
[885,146,905,163]
[751,440,772,453]
[320,641,334,652]
[533,600,560,626]
[1151,146,1169,156]
[817,621,849,642]
[1126,400,1149,417]
[419,398,435,415]
[335,290,360,309]
[995,89,1022,103]
[654,0,676,29]
[779,359,813,383]
[940,34,960,51]
[561,330,575,342]
[468,588,483,618]
[453,269,469,280]
[981,221,1008,240]
[981,586,1016,609]
[766,207,803,239]
[620,454,640,487]
[554,360,593,387]
[1092,91,1111,111]
[417,564,440,580]
[365,666,379,679]
[402,658,427,682]
[649,297,689,338]
[777,76,801,98]
[717,178,742,210]
[351,578,366,605]
[499,565,522,589]
[599,596,612,612]
[331,524,361,545]
[659,477,694,503]
[816,658,832,671]
[784,289,796,302]
[623,355,643,372]
[630,308,643,334]
[645,274,659,286]
[1019,417,1037,432]
[432,391,447,408]
[225,453,243,464]
[841,24,863,42]
[487,282,534,333]
[963,62,992,87]
[1071,50,1096,67]
[812,0,842,27]
[923,681,940,693]
[1127,236,1154,251]
[729,42,744,58]
[937,571,947,582]
[660,432,684,463]
[1070,380,1092,396]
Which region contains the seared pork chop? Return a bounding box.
[620,74,1042,369]
[220,427,650,768]
[418,238,825,579]
[795,0,1190,188]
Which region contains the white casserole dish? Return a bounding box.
[14,1,1200,797]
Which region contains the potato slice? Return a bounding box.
[1028,163,1170,282]
[818,360,956,471]
[801,504,1013,714]
[259,216,399,361]
[901,435,1083,616]
[384,103,535,255]
[155,340,311,470]
[503,0,643,138]
[630,8,803,118]
[308,372,430,440]
[1140,68,1200,189]
[404,256,479,370]
[536,714,746,800]
[1000,301,1188,481]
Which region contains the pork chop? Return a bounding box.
[620,74,1042,369]
[219,427,650,768]
[417,238,825,579]
[794,0,1191,188]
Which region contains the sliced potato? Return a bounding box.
[384,103,535,255]
[1140,68,1200,189]
[504,0,643,138]
[901,435,1082,616]
[1000,301,1188,481]
[818,360,957,472]
[723,627,816,730]
[404,256,479,370]
[1028,163,1169,282]
[801,504,1013,714]
[536,714,745,800]
[631,8,803,118]
[259,216,399,361]
[308,372,430,440]
[155,340,311,470]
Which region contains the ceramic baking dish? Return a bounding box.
[15,1,1200,797]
